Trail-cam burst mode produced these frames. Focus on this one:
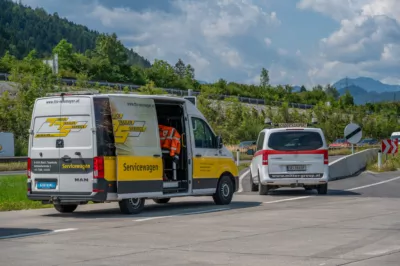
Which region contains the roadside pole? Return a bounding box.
[378,150,382,170]
[236,149,240,166]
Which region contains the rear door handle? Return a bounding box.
[153,154,161,158]
[195,154,202,157]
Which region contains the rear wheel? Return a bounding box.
[258,174,269,195]
[213,175,234,205]
[317,183,328,195]
[119,198,145,214]
[54,204,78,213]
[153,198,171,204]
[250,171,258,192]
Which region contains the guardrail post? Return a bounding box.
[236,149,240,166]
[378,150,382,170]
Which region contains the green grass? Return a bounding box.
[238,163,250,172]
[0,175,52,211]
[0,162,27,172]
[367,154,400,172]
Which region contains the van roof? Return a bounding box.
[36,93,205,119]
[260,127,323,134]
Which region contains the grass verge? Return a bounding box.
[367,154,400,172]
[0,175,52,211]
[0,162,27,172]
[238,163,250,172]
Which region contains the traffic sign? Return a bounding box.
[381,139,398,154]
[344,123,362,144]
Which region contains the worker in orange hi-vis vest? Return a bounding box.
[158,125,181,162]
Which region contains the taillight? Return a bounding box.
[27,157,31,178]
[93,156,104,179]
[323,149,328,164]
[262,150,269,165]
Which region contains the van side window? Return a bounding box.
[93,97,116,156]
[192,117,217,149]
[256,132,265,151]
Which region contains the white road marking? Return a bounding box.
[134,208,230,222]
[238,169,250,193]
[0,228,78,240]
[346,176,400,191]
[263,196,311,204]
[260,175,400,204]
[364,246,400,256]
[52,228,78,233]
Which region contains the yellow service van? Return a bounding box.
[27,92,238,214]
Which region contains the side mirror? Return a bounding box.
[217,136,223,149]
[247,149,254,156]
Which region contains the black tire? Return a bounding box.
[153,198,171,204]
[250,171,258,192]
[213,175,234,205]
[119,198,145,214]
[258,174,269,195]
[317,183,328,195]
[54,204,78,213]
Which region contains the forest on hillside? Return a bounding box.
[0,0,150,67]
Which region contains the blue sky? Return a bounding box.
[17,0,400,87]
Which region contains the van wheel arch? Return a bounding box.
[220,171,236,190]
[213,172,235,205]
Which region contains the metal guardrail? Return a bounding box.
[0,72,315,110]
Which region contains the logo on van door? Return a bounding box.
[112,113,147,144]
[34,117,88,138]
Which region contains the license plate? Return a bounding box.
[287,165,306,171]
[37,182,56,189]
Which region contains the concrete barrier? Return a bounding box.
[329,148,379,181]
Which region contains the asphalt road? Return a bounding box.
[2,163,400,265]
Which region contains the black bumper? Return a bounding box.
[27,192,107,203]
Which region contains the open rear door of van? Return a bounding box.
[108,95,164,199]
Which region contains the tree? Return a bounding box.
[325,84,340,100]
[52,39,74,71]
[340,90,354,107]
[260,67,269,87]
[92,33,127,66]
[174,59,186,78]
[300,85,307,92]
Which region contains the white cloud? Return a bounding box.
[298,0,400,85]
[264,37,272,46]
[82,0,285,83]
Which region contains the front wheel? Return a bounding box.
[54,204,78,213]
[213,175,234,205]
[119,198,145,214]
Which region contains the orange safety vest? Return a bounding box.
[159,125,181,157]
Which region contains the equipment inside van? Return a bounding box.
[27,91,238,214]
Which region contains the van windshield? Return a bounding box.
[268,131,323,151]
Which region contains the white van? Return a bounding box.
[249,125,329,195]
[390,132,400,141]
[27,92,238,214]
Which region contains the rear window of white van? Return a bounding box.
[268,131,323,151]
